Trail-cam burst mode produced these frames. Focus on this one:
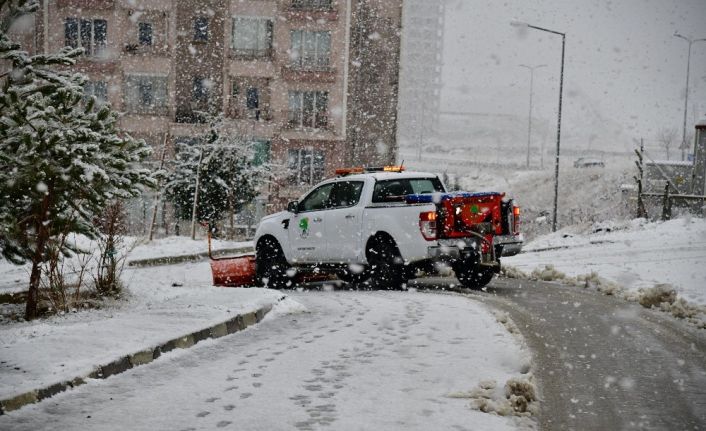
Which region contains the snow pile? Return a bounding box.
[503,217,706,327]
[504,264,706,327]
[448,377,539,418]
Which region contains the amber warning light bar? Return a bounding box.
[335,165,406,176]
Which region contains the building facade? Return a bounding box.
[26,0,402,214]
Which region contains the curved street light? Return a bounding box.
[519,64,547,169]
[673,32,706,161]
[512,20,566,232]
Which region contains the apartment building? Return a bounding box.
[27,0,402,212]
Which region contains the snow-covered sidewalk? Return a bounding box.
[0,259,283,410]
[127,236,252,262]
[504,217,706,307]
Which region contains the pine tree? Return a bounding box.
[165,114,270,232]
[0,0,155,320]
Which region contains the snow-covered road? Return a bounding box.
[413,277,706,430]
[0,290,531,430]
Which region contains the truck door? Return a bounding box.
[324,181,365,263]
[288,182,333,263]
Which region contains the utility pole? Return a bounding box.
[190,146,204,240]
[511,20,566,232]
[519,64,547,169]
[149,133,169,241]
[674,32,706,160]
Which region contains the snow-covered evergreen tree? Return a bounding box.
[165,114,270,230]
[0,0,154,320]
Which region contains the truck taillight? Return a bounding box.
[513,206,520,234]
[419,211,437,241]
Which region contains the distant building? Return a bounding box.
[19,0,403,213]
[397,0,444,151]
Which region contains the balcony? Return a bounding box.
[227,107,273,122]
[123,43,170,57]
[281,64,337,84]
[175,106,208,124]
[57,0,114,8]
[229,47,274,61]
[286,0,338,21]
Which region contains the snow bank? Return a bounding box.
[0,236,253,295]
[127,236,252,261]
[0,260,284,401]
[504,217,706,327]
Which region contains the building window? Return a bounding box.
[194,17,209,41]
[83,81,108,104]
[231,78,270,120]
[124,75,168,114]
[64,18,107,56]
[192,77,210,102]
[288,91,328,128]
[138,22,153,46]
[290,30,330,69]
[246,87,259,111]
[232,17,273,58]
[251,139,271,166]
[291,0,333,11]
[288,148,325,185]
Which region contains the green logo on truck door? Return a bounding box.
[299,217,309,238]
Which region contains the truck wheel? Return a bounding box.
[366,241,405,290]
[455,255,495,290]
[256,237,291,289]
[457,269,494,290]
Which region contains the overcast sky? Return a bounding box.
[442,0,706,153]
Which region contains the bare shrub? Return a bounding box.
[93,201,129,297]
[40,234,91,314]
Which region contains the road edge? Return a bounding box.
[0,298,281,415]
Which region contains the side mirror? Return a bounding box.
[287,200,299,214]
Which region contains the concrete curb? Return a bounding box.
[127,246,254,268]
[0,299,281,415]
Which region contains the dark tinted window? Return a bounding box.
[194,17,209,41]
[372,177,444,203]
[329,181,364,208]
[300,183,334,212]
[139,22,153,46]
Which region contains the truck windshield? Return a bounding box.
[372,177,445,203]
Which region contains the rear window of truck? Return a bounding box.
[372,177,445,203]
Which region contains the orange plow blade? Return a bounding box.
[210,254,256,287]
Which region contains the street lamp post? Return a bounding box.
[519,64,547,169]
[512,20,565,232]
[674,32,706,161]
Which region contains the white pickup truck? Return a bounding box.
[254,167,522,290]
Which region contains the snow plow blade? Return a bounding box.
[210,254,256,287]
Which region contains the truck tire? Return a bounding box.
[454,254,495,290]
[366,240,405,290]
[255,237,291,289]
